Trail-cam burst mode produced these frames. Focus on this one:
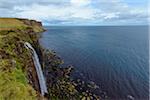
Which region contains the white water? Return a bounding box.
[24,42,47,96]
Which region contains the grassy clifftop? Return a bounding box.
[0,18,44,32]
[0,18,45,99]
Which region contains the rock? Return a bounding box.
[127,95,134,100]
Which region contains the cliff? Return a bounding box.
[0,18,45,99]
[0,18,101,100]
[0,18,45,32]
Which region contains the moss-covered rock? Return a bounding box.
[42,49,101,100]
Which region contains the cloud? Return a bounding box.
[70,0,91,6]
[0,0,148,25]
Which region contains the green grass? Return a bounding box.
[0,18,44,99]
[0,71,37,100]
[0,18,44,32]
[0,18,27,31]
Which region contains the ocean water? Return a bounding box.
[40,26,149,99]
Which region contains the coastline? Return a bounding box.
[0,18,101,100]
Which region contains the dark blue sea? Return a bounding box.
[40,26,149,100]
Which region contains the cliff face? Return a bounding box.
[18,18,45,33]
[0,18,101,100]
[0,18,45,99]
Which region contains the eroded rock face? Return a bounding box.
[18,18,45,32]
[19,19,41,26]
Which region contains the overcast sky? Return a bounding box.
[0,0,149,25]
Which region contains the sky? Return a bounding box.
[0,0,149,25]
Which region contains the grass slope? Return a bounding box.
[0,18,44,99]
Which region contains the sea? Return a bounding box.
[40,26,149,100]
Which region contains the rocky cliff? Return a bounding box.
[0,18,102,100]
[0,18,45,99]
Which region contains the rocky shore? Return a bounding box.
[0,18,103,100]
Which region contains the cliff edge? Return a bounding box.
[0,18,102,100]
[0,18,45,99]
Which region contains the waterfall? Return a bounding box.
[24,42,48,96]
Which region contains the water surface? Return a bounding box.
[40,26,149,99]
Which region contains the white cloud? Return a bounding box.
[0,0,148,25]
[14,2,96,21]
[102,13,120,20]
[70,0,91,6]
